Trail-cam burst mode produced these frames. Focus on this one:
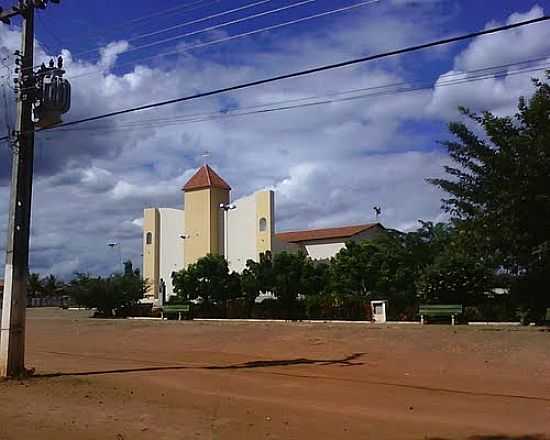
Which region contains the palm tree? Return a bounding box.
[27,273,44,298]
[42,274,63,297]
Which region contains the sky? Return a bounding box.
[0,0,549,278]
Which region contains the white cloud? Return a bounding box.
[455,5,549,71]
[99,41,130,69]
[427,4,550,118]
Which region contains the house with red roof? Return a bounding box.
[275,223,385,261]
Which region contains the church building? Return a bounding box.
[143,164,384,301]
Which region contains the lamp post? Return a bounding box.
[107,242,123,273]
[219,203,236,265]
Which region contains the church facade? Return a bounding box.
[143,164,384,300]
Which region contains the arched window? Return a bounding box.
[259,217,267,232]
[146,232,153,245]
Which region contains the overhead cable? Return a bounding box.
[3,14,549,142]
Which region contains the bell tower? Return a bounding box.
[182,164,231,266]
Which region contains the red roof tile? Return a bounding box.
[276,223,381,243]
[183,164,231,191]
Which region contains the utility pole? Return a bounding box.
[1,0,64,379]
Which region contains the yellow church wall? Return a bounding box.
[256,190,274,256]
[143,208,160,298]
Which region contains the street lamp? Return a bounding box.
[107,242,123,273]
[219,203,237,264]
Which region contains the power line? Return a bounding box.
[95,0,329,58]
[48,62,550,136]
[57,58,550,130]
[16,0,372,94]
[3,14,549,142]
[118,0,378,58]
[36,8,65,55]
[48,65,549,136]
[113,0,224,28]
[72,0,280,60]
[438,54,550,79]
[67,0,381,81]
[17,0,226,70]
[60,0,226,51]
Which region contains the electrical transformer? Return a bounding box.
[34,59,71,128]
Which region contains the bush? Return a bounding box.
[67,270,148,317]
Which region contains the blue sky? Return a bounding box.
[0,0,549,277]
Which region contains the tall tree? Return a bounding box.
[271,251,309,319]
[429,74,550,316]
[27,273,43,298]
[172,254,240,311]
[42,274,63,297]
[329,241,378,297]
[241,252,274,317]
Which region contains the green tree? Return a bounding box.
[67,265,147,317]
[301,260,331,297]
[328,234,416,318]
[172,254,240,313]
[67,274,113,316]
[416,246,493,305]
[27,273,44,298]
[429,74,550,317]
[271,251,309,319]
[111,269,148,316]
[42,274,64,297]
[241,252,274,317]
[329,241,378,297]
[328,223,491,316]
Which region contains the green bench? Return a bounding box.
[545,308,550,323]
[161,304,191,321]
[419,304,463,326]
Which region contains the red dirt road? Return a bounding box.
[1,308,550,440]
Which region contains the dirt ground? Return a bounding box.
[1,309,549,440]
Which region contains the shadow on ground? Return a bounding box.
[24,351,550,404]
[33,352,366,378]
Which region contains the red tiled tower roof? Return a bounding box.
[182,164,231,191]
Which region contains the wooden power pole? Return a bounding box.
[0,0,62,379]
